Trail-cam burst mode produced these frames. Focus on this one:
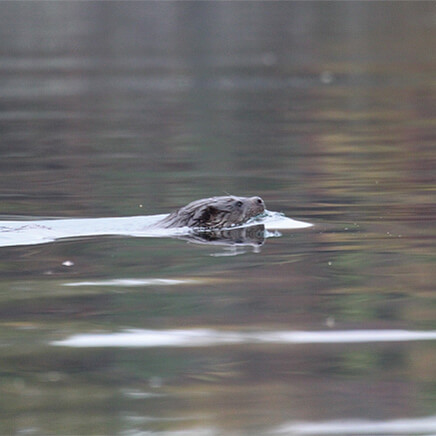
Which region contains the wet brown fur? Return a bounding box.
[158,196,265,229]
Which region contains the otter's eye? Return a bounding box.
[235,201,243,207]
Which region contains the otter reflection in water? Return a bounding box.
[180,224,266,252]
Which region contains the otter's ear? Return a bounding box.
[196,205,219,226]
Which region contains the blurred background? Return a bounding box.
[0,2,435,435]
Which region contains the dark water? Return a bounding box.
[1,3,435,435]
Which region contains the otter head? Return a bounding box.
[192,196,265,228]
[160,196,265,229]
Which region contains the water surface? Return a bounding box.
[0,3,435,435]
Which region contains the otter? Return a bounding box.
[157,195,265,229]
[0,195,269,249]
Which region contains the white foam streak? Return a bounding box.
[64,278,191,287]
[0,212,311,248]
[52,328,436,348]
[274,415,436,435]
[263,215,312,230]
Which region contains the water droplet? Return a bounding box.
[320,71,333,84]
[326,317,335,328]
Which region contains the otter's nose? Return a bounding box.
[252,197,265,208]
